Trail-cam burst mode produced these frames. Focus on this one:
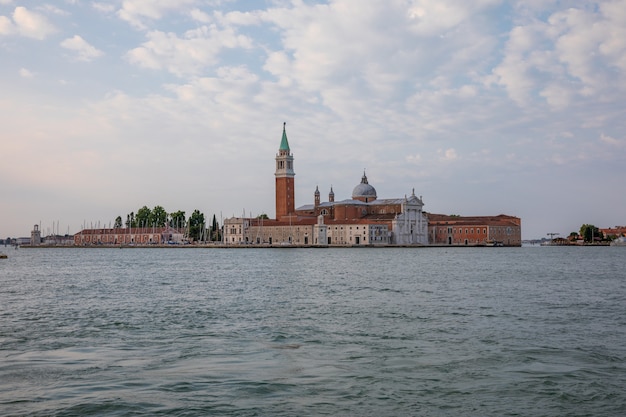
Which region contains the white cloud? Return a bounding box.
[406,0,500,36]
[189,8,211,23]
[126,25,253,76]
[117,0,196,29]
[61,35,104,61]
[38,4,70,16]
[263,51,293,86]
[19,68,34,78]
[91,2,116,14]
[255,0,500,125]
[0,15,15,35]
[11,6,57,39]
[490,24,542,106]
[406,153,422,164]
[439,148,458,161]
[539,83,573,110]
[491,1,626,109]
[599,133,623,146]
[216,10,261,26]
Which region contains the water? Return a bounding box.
[1,246,625,416]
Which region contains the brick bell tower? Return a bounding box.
[275,122,295,220]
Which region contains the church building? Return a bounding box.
[223,124,429,246]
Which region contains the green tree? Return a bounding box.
[579,224,602,242]
[188,209,205,242]
[126,212,136,228]
[135,206,152,228]
[150,205,168,227]
[211,214,220,241]
[114,216,123,228]
[257,213,269,219]
[170,210,186,229]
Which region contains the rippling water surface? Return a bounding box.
[1,246,625,416]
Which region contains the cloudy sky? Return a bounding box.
[1,0,625,240]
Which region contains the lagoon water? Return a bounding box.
[1,246,625,416]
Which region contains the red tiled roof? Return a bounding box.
[426,213,520,226]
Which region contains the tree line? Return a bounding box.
[114,205,221,242]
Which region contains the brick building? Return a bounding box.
[428,214,522,246]
[599,226,626,238]
[224,123,429,246]
[74,226,184,246]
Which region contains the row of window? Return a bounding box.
[438,226,517,236]
[442,227,488,234]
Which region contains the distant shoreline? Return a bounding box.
[16,243,526,249]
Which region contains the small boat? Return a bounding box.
[0,253,7,259]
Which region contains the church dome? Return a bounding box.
[352,172,377,200]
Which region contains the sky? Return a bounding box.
[1,0,625,240]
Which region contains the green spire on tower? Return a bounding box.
[279,122,290,151]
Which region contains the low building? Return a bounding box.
[428,214,522,246]
[223,215,391,246]
[74,226,184,246]
[224,216,317,245]
[15,237,31,246]
[599,226,626,238]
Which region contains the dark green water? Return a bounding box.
[1,246,625,416]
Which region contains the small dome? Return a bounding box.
[352,172,377,199]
